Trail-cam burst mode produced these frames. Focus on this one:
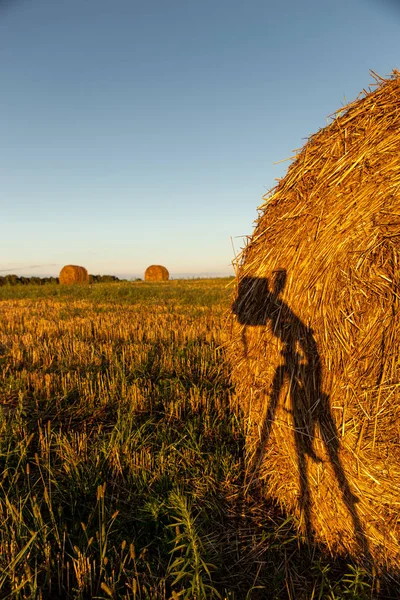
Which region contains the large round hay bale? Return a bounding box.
[59,265,89,285]
[144,265,169,282]
[229,71,400,567]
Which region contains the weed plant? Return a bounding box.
[0,281,396,598]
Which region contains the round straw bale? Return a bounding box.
[144,265,169,282]
[59,265,89,285]
[229,71,400,567]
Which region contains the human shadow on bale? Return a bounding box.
[232,271,371,560]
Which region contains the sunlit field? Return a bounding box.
[0,280,393,599]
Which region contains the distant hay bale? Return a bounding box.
[144,265,169,282]
[228,71,400,567]
[59,265,89,285]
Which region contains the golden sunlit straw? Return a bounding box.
[228,70,400,568]
[59,265,89,285]
[144,265,169,282]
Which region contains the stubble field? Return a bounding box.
[0,280,390,599]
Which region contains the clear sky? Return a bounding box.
[1,0,399,278]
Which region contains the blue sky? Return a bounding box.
[1,0,399,278]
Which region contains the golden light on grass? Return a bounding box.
[59,265,89,285]
[0,277,396,594]
[144,265,169,282]
[0,283,232,597]
[228,71,400,567]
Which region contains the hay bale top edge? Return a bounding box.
[259,70,400,207]
[237,70,400,278]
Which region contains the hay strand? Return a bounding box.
[228,71,400,568]
[59,265,89,285]
[144,265,169,282]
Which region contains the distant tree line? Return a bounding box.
[89,274,122,283]
[0,274,126,286]
[0,275,59,286]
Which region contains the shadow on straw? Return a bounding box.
[232,271,371,561]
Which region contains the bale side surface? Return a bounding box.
[228,71,400,568]
[59,265,89,285]
[144,265,169,282]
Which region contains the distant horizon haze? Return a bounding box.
[0,264,235,280]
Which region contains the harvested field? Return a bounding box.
[0,280,395,598]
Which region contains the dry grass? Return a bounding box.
[145,265,169,282]
[0,280,388,598]
[0,285,233,598]
[228,71,400,568]
[59,264,89,285]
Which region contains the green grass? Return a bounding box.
[0,278,235,307]
[0,280,396,599]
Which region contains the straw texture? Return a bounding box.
[59,265,89,285]
[228,71,400,567]
[145,265,169,282]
